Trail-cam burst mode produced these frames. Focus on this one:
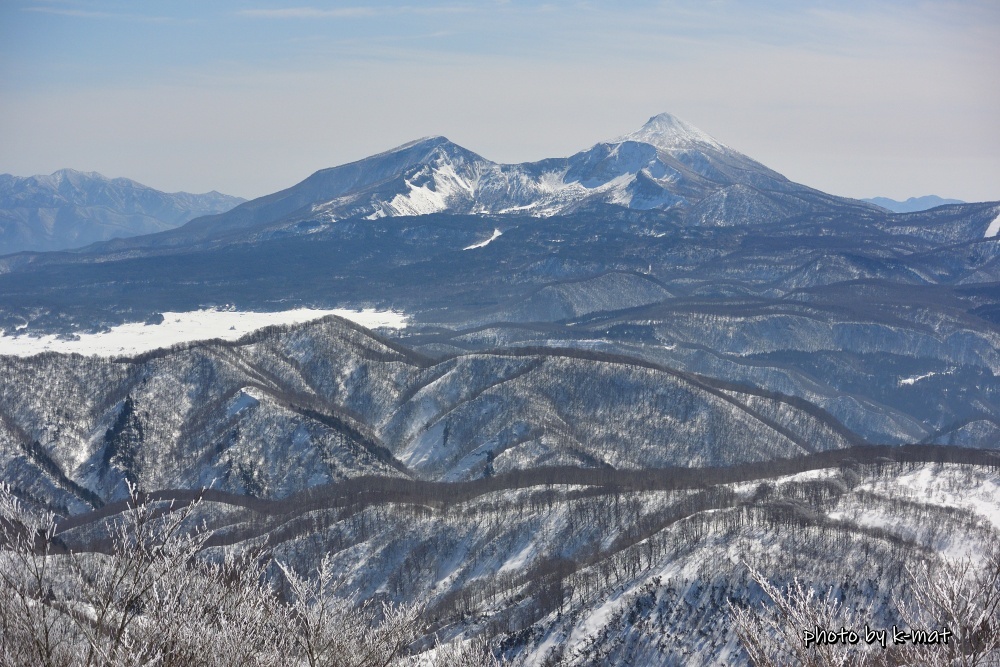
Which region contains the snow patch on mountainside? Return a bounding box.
[829,464,1000,559]
[892,465,1000,531]
[464,228,502,250]
[985,213,1000,238]
[0,308,407,357]
[898,371,940,386]
[385,160,473,217]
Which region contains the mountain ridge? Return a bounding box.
[0,169,245,254]
[863,194,966,213]
[82,112,883,253]
[1,115,999,666]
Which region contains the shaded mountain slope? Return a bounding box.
[0,316,871,512]
[0,169,244,254]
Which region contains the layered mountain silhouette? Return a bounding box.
[864,195,965,213]
[0,169,244,254]
[90,113,878,251]
[0,112,997,454]
[1,114,999,666]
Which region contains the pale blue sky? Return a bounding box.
[1,1,997,202]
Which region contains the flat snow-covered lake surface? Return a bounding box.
[0,308,407,357]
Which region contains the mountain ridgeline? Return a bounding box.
[864,195,966,213]
[1,113,999,665]
[1,111,998,494]
[0,316,859,511]
[0,169,244,254]
[80,112,879,251]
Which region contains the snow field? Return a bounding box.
[0,307,408,357]
[984,212,1000,238]
[463,228,502,250]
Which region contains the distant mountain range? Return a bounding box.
[0,113,995,455]
[86,113,883,252]
[1,113,999,666]
[863,195,965,213]
[293,112,856,222]
[0,120,979,259]
[7,117,969,258]
[0,169,244,254]
[0,112,995,338]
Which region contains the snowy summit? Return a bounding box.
[612,112,726,151]
[154,110,816,237]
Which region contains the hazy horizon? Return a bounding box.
[2,1,997,203]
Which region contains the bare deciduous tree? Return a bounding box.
[728,563,876,667]
[0,483,442,667]
[405,633,506,667]
[898,549,1000,667]
[134,551,293,667]
[67,483,214,666]
[731,552,1000,667]
[278,554,424,667]
[0,487,79,667]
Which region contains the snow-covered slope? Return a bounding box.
[0,316,869,510]
[305,113,841,225]
[52,454,1000,666]
[96,113,872,252]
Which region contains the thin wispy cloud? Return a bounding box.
[237,7,378,19]
[23,6,173,22]
[236,5,473,19]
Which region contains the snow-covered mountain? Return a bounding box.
[4,314,998,665]
[0,169,244,254]
[0,315,855,509]
[314,112,881,224]
[107,113,872,251]
[2,114,999,664]
[308,113,808,221]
